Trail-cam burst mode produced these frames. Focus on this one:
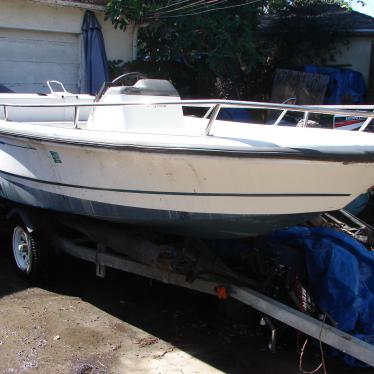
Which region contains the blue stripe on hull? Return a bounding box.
[0,177,319,238]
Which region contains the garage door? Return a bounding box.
[0,29,81,93]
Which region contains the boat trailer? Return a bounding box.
[3,205,374,368]
[55,234,374,367]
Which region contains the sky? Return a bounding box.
[352,0,374,17]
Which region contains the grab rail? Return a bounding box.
[46,80,68,94]
[1,99,374,134]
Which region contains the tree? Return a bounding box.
[105,0,366,99]
[106,0,260,98]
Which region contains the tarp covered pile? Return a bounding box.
[260,227,374,367]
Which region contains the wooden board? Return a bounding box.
[271,68,329,105]
[367,40,374,102]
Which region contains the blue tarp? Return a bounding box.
[345,193,370,216]
[82,11,109,95]
[259,227,374,367]
[304,65,366,105]
[218,108,252,123]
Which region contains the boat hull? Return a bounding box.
[0,133,372,238]
[0,175,318,237]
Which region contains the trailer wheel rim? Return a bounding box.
[12,226,32,273]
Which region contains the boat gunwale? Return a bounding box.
[0,127,374,163]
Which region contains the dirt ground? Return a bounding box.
[0,238,372,374]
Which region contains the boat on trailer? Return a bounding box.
[1,74,374,238]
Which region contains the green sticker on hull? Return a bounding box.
[50,151,62,164]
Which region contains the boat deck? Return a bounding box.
[29,121,88,129]
[23,116,211,135]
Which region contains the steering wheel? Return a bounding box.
[111,72,147,85]
[95,72,147,102]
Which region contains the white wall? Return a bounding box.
[97,12,134,63]
[0,0,134,63]
[331,36,373,84]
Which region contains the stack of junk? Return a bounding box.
[212,223,374,368]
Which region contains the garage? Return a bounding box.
[0,0,134,95]
[0,28,82,93]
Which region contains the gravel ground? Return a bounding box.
[0,236,372,374]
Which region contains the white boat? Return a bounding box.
[1,75,374,238]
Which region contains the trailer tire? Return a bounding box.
[11,225,45,281]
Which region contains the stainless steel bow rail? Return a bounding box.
[2,100,374,134]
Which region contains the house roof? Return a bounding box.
[29,0,106,11]
[259,5,374,36]
[62,0,106,5]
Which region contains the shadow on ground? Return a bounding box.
[0,237,371,373]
